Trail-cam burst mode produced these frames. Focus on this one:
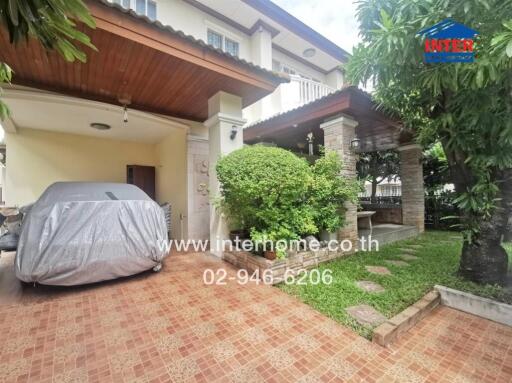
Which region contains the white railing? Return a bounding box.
[291,75,335,106]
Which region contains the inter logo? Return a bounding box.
[418,19,479,63]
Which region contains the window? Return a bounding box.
[147,1,157,21]
[207,28,239,57]
[225,38,239,57]
[114,0,130,7]
[113,0,156,21]
[136,0,145,14]
[207,29,223,50]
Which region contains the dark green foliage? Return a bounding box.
[216,145,316,242]
[347,0,512,284]
[310,151,360,232]
[216,146,359,243]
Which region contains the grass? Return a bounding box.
[277,230,512,338]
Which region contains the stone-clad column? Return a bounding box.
[398,144,425,232]
[205,91,246,256]
[320,115,359,250]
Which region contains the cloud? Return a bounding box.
[271,0,361,53]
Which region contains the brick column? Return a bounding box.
[320,116,359,250]
[398,144,425,232]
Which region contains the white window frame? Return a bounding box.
[113,0,157,20]
[204,20,241,57]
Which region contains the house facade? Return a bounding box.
[1,0,423,251]
[1,0,347,242]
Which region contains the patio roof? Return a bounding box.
[243,86,412,152]
[0,0,288,122]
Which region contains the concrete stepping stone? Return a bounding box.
[385,260,409,267]
[398,254,419,261]
[365,266,391,275]
[346,304,387,327]
[407,245,423,249]
[355,281,385,293]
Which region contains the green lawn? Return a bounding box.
[277,231,512,338]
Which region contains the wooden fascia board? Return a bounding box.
[244,94,350,141]
[87,1,282,92]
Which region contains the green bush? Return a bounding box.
[216,146,360,246]
[216,145,316,242]
[309,151,360,233]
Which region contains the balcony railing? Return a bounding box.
[291,75,335,105]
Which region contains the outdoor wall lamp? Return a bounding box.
[230,125,238,140]
[350,137,361,152]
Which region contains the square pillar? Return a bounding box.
[320,115,359,250]
[204,92,246,256]
[398,144,425,232]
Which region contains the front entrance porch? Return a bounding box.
[244,87,425,248]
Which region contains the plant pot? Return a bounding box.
[320,230,337,242]
[264,250,277,260]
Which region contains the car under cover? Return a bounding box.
[15,182,168,286]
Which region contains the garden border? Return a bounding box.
[372,290,440,347]
[434,285,512,326]
[223,248,350,284]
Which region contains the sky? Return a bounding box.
[271,0,361,53]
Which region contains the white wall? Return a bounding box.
[156,0,252,62]
[5,128,157,206]
[272,48,326,82]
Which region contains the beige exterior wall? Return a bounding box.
[155,129,188,240]
[5,128,157,206]
[5,127,190,240]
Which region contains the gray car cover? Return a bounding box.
[15,182,168,286]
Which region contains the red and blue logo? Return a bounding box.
[418,19,478,63]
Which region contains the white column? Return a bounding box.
[320,115,359,250]
[325,68,345,90]
[249,25,273,119]
[205,92,246,256]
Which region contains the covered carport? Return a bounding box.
[0,0,287,242]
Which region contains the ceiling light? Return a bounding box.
[303,48,316,58]
[90,122,111,131]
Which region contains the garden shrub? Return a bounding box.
[216,146,360,247]
[309,151,360,233]
[216,145,316,242]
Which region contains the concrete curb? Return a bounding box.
[434,285,512,326]
[372,290,440,347]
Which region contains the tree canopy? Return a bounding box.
[347,0,512,284]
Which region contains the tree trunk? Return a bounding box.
[443,143,510,285]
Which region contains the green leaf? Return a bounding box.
[506,41,512,57]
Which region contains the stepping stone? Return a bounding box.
[407,245,423,249]
[365,266,391,275]
[355,281,385,293]
[346,304,387,327]
[385,260,409,267]
[398,254,419,261]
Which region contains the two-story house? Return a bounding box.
[110,0,348,123]
[1,0,423,248]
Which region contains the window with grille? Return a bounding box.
[207,29,239,57]
[113,0,157,21]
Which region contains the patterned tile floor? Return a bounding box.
[1,251,511,383]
